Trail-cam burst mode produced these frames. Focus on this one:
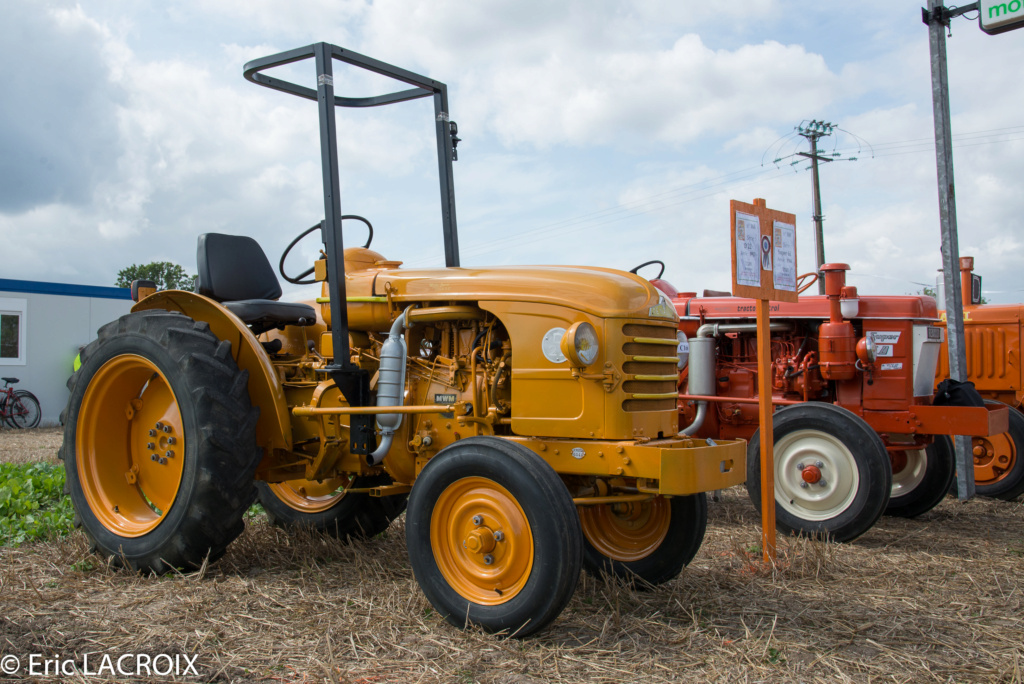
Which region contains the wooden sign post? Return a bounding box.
[730,198,799,564]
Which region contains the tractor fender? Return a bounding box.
[132,291,292,454]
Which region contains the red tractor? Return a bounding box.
[640,260,1008,542]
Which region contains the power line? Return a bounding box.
[408,123,1024,266]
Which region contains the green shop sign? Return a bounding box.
[981,0,1024,34]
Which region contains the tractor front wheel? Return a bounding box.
[972,401,1024,501]
[406,436,582,637]
[746,403,891,543]
[578,493,706,585]
[60,310,260,573]
[256,474,407,539]
[885,437,955,518]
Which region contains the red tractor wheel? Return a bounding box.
[746,403,891,543]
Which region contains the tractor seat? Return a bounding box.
[196,233,316,335]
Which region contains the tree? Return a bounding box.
[116,262,198,291]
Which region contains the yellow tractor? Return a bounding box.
[59,43,744,636]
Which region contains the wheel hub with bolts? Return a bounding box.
[774,428,860,521]
[76,354,188,537]
[430,476,533,605]
[971,432,1018,485]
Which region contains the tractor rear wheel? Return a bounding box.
[256,474,407,539]
[746,403,891,543]
[60,310,260,573]
[406,436,582,637]
[885,437,955,518]
[578,493,706,585]
[972,401,1024,501]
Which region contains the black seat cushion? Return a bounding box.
[196,233,316,333]
[224,300,316,329]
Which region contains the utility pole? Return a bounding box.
[922,0,979,499]
[797,120,836,294]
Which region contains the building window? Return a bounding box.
[0,298,27,366]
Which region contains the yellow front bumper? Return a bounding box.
[508,435,746,496]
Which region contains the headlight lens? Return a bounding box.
[561,322,600,367]
[856,335,877,365]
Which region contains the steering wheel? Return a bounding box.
[279,215,374,285]
[796,271,819,294]
[629,260,666,279]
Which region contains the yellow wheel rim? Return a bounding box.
[76,354,185,537]
[973,434,1017,486]
[430,476,533,605]
[578,496,671,562]
[267,477,352,513]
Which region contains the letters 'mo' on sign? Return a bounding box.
[981,0,1024,34]
[729,198,798,303]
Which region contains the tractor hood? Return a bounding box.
[671,293,939,321]
[343,260,669,319]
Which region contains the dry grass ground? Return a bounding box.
[1,427,1022,683]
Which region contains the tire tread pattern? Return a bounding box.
[59,310,261,572]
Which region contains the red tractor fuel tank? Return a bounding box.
[639,260,1009,542]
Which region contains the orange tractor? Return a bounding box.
[934,257,1024,501]
[639,260,1008,542]
[58,43,745,636]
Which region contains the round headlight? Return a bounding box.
[856,335,876,365]
[561,322,600,367]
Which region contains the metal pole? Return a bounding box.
[925,0,974,499]
[756,298,777,563]
[433,89,460,267]
[809,134,827,294]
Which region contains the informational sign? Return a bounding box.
[773,221,797,292]
[729,198,799,304]
[735,212,761,287]
[727,197,799,566]
[981,0,1024,34]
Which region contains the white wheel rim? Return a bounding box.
[774,429,860,521]
[890,449,927,499]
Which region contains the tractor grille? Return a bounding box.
[621,323,679,412]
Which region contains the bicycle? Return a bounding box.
[0,378,41,429]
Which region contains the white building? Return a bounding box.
[0,279,133,427]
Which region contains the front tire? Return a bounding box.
[885,437,955,518]
[406,436,582,637]
[973,401,1024,501]
[257,474,407,539]
[746,403,891,543]
[579,493,707,585]
[60,310,261,573]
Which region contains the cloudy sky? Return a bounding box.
[3,1,1023,304]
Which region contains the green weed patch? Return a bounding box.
[0,462,74,546]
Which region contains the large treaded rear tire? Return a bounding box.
[60,310,261,573]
